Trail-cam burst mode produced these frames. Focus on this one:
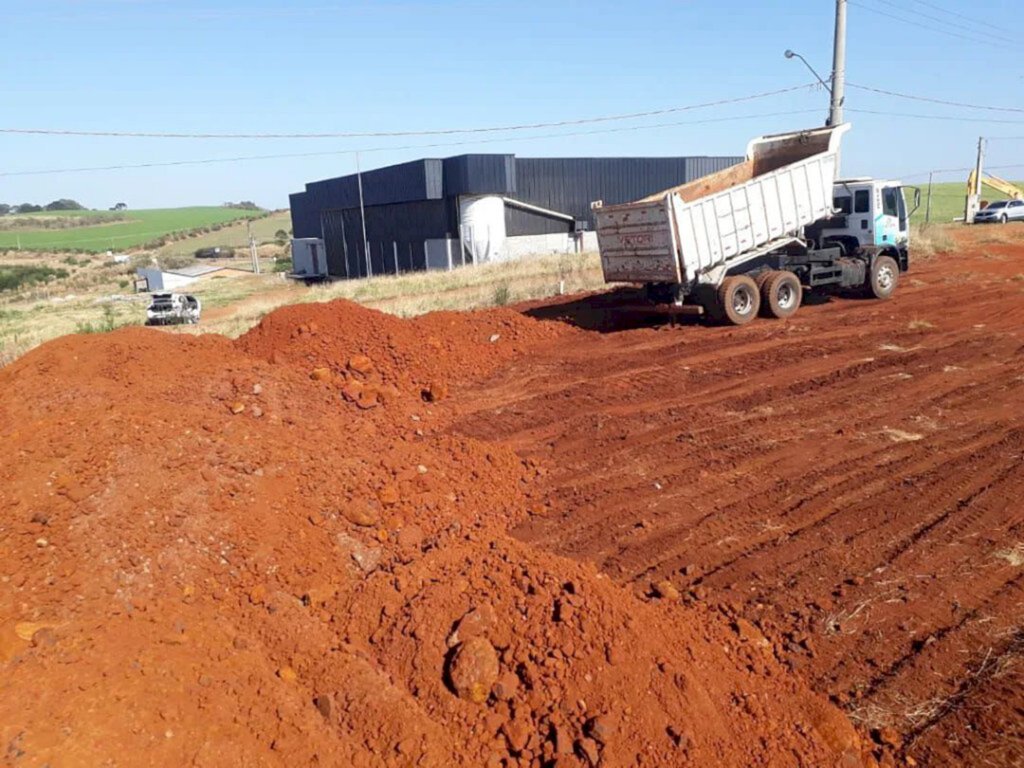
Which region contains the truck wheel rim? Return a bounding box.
[777,283,795,310]
[733,287,753,315]
[877,264,895,291]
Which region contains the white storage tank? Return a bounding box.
[459,195,506,263]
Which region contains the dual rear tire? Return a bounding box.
[705,257,898,326]
[708,271,802,325]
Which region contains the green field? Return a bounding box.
[909,181,1024,224]
[0,207,267,252]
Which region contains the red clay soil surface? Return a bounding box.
[0,226,1021,767]
[0,302,860,767]
[454,227,1024,767]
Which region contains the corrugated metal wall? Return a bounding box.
[442,155,516,197]
[320,199,450,279]
[304,159,444,211]
[289,192,319,239]
[509,157,742,235]
[289,153,743,277]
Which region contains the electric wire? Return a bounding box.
[848,108,1024,124]
[0,108,825,178]
[847,83,1024,114]
[0,84,816,140]
[903,0,1014,35]
[899,163,1024,180]
[848,1,1017,50]
[889,0,1016,43]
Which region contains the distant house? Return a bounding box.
[135,264,246,292]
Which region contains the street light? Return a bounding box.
[784,49,832,94]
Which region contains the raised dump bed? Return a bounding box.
[593,124,849,287]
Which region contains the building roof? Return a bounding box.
[167,264,225,278]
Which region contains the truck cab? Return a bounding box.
[808,179,916,271]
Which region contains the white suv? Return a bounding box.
[974,199,1024,224]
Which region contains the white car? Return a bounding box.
[974,199,1024,224]
[145,293,201,326]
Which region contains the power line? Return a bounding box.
[849,108,1024,124]
[903,0,1012,35]
[849,1,1017,50]
[0,84,815,141]
[890,0,1016,43]
[900,163,1024,180]
[847,83,1024,114]
[0,108,825,178]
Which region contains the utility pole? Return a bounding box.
[965,136,985,224]
[248,219,260,275]
[355,152,370,278]
[828,0,847,127]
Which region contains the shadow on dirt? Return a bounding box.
[522,287,855,332]
[522,288,702,333]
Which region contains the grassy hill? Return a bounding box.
[0,207,267,252]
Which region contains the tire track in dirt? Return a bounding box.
[452,230,1024,766]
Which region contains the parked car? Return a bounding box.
[195,246,235,259]
[974,199,1024,224]
[145,293,201,326]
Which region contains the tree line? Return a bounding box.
[0,199,90,214]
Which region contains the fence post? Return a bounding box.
[925,171,934,224]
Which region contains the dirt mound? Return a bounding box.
[237,299,567,404]
[0,304,865,766]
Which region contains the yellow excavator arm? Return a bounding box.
[968,170,1024,201]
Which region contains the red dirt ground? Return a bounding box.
[1,226,1021,767]
[0,301,860,767]
[454,227,1024,766]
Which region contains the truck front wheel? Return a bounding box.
[761,271,802,318]
[714,275,760,325]
[867,255,899,300]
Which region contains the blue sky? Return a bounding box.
[2,0,1022,210]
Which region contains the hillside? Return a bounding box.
[0,207,269,253]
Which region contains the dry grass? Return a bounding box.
[907,318,935,330]
[882,427,925,443]
[913,224,955,259]
[183,251,603,340]
[1,250,605,364]
[975,227,1022,246]
[994,543,1024,567]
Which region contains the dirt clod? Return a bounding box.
[447,636,500,704]
[652,579,680,600]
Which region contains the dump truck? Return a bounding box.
[592,124,919,324]
[145,293,201,326]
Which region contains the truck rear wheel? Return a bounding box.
[761,271,802,319]
[715,275,760,325]
[867,255,899,300]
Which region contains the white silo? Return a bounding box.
[459,195,507,264]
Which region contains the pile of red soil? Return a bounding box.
[237,300,565,402]
[0,300,865,766]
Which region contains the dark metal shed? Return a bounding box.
[289,151,743,279]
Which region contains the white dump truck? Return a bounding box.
[592,124,919,324]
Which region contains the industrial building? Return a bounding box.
[288,152,742,280]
